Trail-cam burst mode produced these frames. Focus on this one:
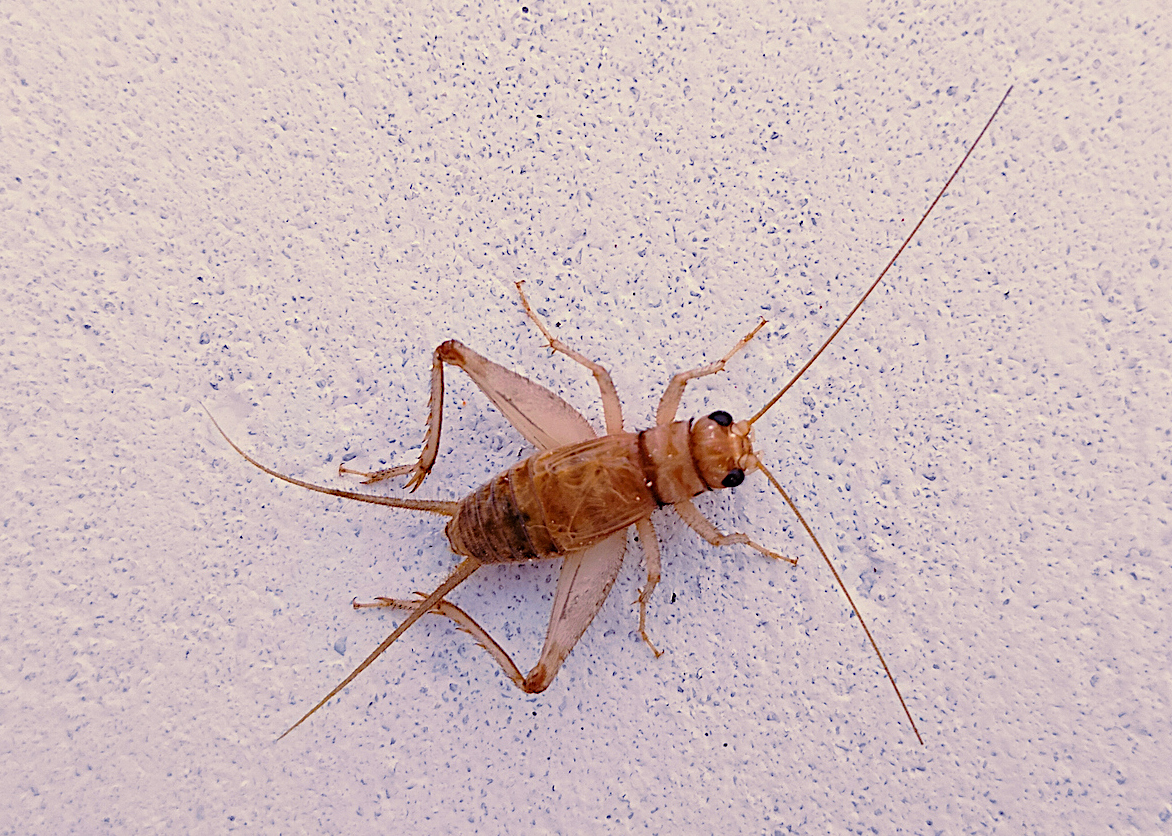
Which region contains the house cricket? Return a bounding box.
[207,88,1011,743]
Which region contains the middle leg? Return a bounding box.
[633,517,663,657]
[514,281,625,435]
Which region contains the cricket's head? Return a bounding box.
[690,410,759,491]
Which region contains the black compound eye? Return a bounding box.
[721,468,745,488]
[708,410,733,427]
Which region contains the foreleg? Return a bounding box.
[656,320,766,425]
[673,498,797,566]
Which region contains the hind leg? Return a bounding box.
[343,337,598,490]
[354,594,529,690]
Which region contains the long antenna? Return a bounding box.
[758,462,923,744]
[751,88,1012,745]
[750,85,1012,427]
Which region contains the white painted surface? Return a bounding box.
[3,1,1169,832]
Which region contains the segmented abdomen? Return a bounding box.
[444,433,658,563]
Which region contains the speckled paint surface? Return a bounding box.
[3,1,1169,832]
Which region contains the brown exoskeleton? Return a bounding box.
[207,88,1011,743]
